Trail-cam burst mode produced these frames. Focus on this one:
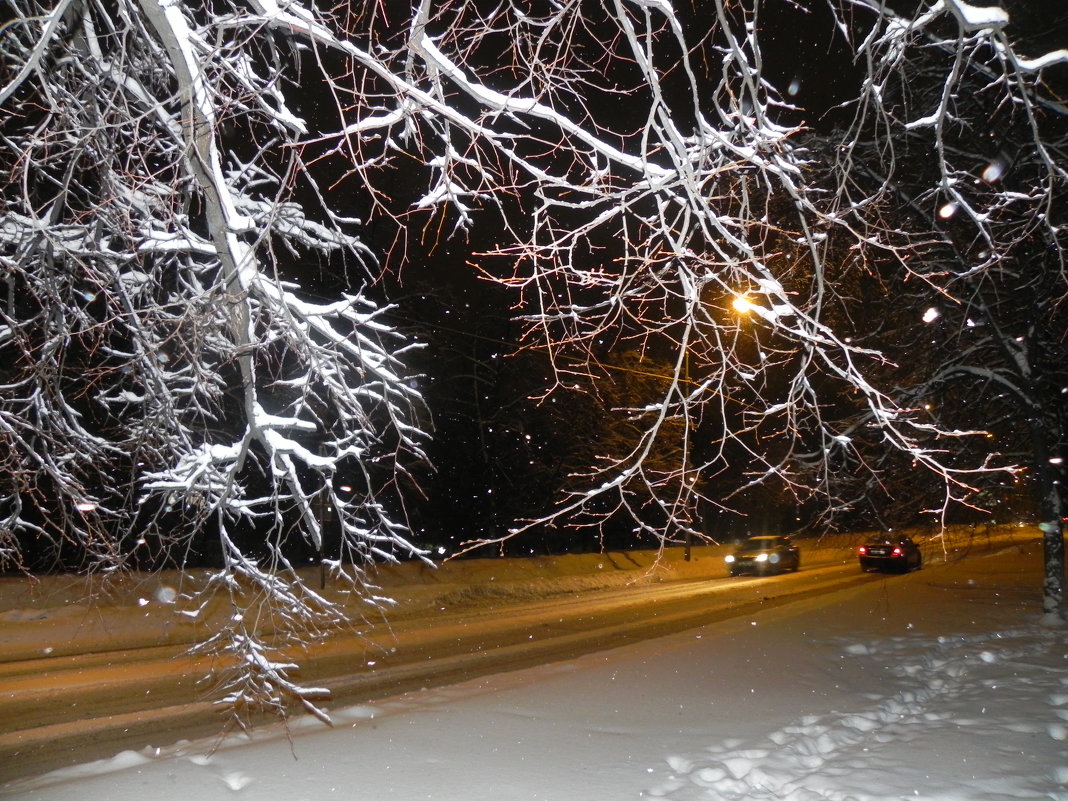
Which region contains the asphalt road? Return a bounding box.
[0,553,935,784]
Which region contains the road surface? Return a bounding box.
[0,541,993,784]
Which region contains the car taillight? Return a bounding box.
[892,547,903,556]
[858,546,867,555]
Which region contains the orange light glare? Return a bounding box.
[732,296,755,314]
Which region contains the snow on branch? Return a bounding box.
[1,0,429,724]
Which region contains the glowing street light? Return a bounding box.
[731,296,755,315]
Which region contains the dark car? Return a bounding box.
[725,535,800,576]
[858,534,922,573]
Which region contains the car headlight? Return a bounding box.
[755,553,768,562]
[724,555,735,563]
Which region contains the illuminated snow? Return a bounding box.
[3,539,1063,801]
[946,0,1009,30]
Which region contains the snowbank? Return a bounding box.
[0,525,1024,662]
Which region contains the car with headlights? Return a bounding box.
[858,534,922,573]
[725,535,800,576]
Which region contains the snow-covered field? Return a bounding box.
[2,534,1064,800]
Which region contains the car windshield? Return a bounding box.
[737,537,782,554]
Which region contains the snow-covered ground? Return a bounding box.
[2,535,1065,801]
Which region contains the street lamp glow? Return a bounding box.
[732,296,755,314]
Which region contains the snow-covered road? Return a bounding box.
[3,535,1064,801]
[1,546,870,780]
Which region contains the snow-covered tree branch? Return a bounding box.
[1,0,428,722]
[359,0,1064,605]
[334,0,1038,546]
[825,0,1067,615]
